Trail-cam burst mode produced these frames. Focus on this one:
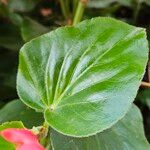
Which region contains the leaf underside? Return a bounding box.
[17,17,148,137]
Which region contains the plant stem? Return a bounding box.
[39,122,49,147]
[73,0,78,15]
[45,128,53,150]
[133,0,141,24]
[141,81,150,88]
[73,0,88,25]
[65,0,70,17]
[60,0,69,20]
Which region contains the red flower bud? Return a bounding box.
[0,128,45,150]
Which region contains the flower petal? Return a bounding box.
[0,128,45,150]
[17,143,45,150]
[0,128,38,144]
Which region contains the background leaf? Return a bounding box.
[137,89,150,108]
[8,0,40,12]
[21,17,49,42]
[0,100,44,128]
[0,24,23,51]
[87,0,134,8]
[50,105,150,150]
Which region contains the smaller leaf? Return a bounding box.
[50,105,150,150]
[0,121,24,131]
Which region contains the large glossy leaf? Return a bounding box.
[0,100,44,128]
[17,17,148,137]
[50,105,150,150]
[0,121,24,150]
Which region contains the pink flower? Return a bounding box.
[0,128,45,150]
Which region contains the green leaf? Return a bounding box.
[0,100,44,128]
[87,0,134,8]
[139,0,150,6]
[17,17,148,137]
[8,0,40,12]
[0,23,23,51]
[50,105,150,150]
[87,0,117,8]
[0,121,24,130]
[137,89,150,108]
[9,13,23,27]
[21,17,49,42]
[0,121,24,150]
